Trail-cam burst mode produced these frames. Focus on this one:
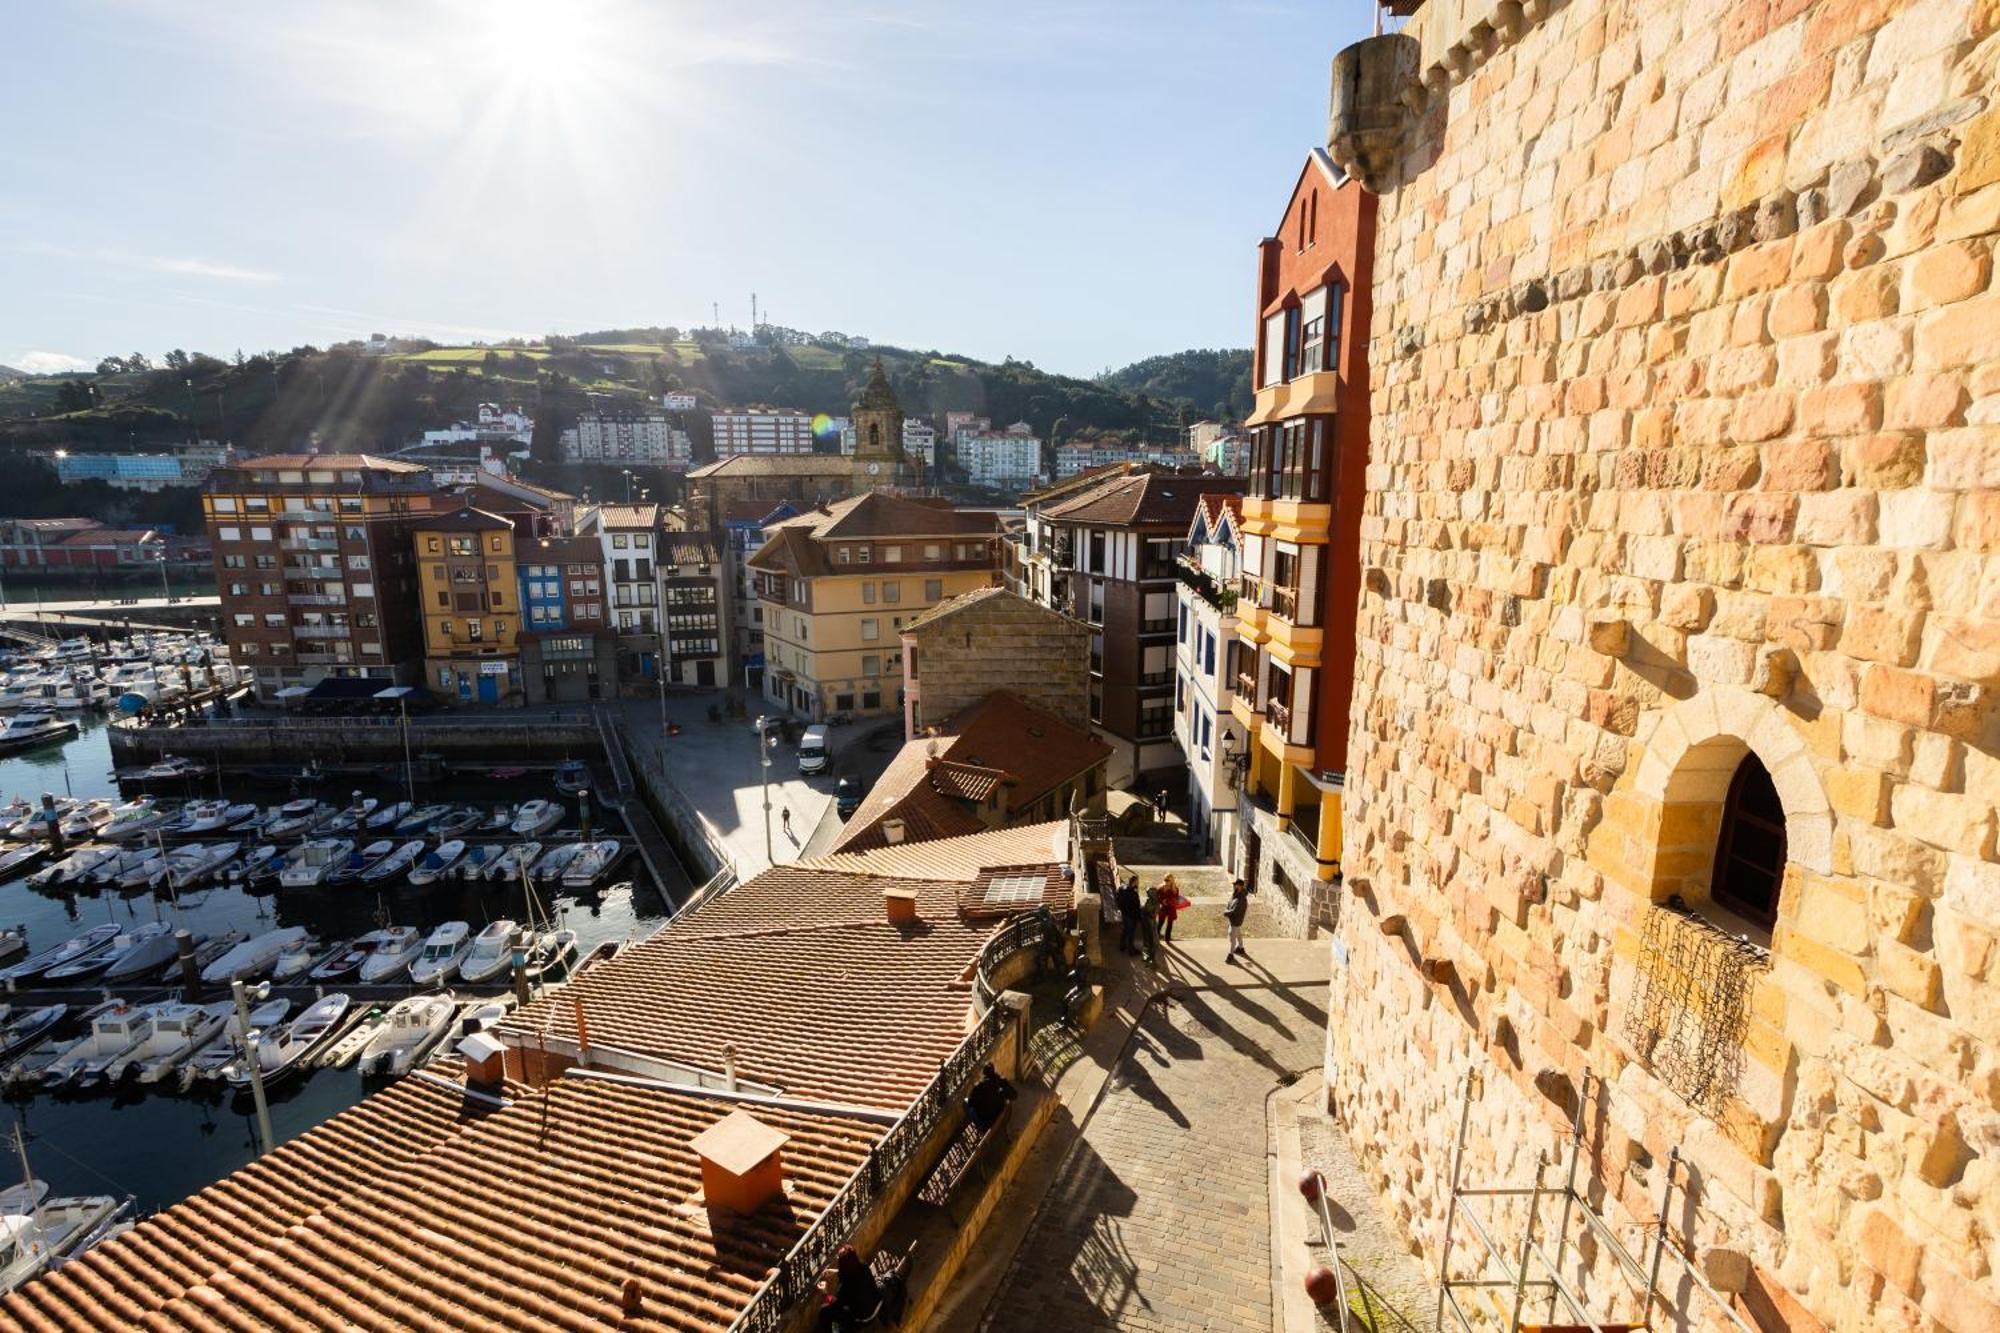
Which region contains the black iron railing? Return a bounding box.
[974,906,1063,1014]
[728,1000,1013,1333]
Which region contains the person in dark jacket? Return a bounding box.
[967,1063,1017,1129]
[1114,876,1144,955]
[1224,878,1250,964]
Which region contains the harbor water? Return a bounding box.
[0,718,683,1214]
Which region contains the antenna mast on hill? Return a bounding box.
[751,292,759,330]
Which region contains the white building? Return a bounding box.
[958,423,1042,489]
[560,414,693,467]
[1054,441,1199,479]
[710,408,815,456]
[901,420,937,470]
[577,502,665,685]
[1174,493,1245,861]
[661,391,698,412]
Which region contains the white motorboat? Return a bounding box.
[356,926,426,983]
[522,928,580,981]
[97,798,169,841]
[355,993,457,1077]
[328,839,396,885]
[455,921,519,985]
[43,1004,156,1086]
[46,922,174,983]
[0,845,45,879]
[200,926,310,984]
[226,844,281,884]
[509,800,564,837]
[178,998,290,1087]
[408,839,466,887]
[484,841,542,883]
[455,845,504,881]
[86,847,157,886]
[561,839,622,889]
[554,759,590,795]
[530,842,584,883]
[394,804,452,836]
[0,1007,65,1062]
[278,838,354,889]
[0,925,121,982]
[1,800,69,841]
[0,713,77,754]
[364,800,413,830]
[105,1002,230,1083]
[359,839,426,884]
[230,993,351,1089]
[407,922,471,985]
[172,800,257,834]
[55,799,116,841]
[311,927,403,982]
[320,798,380,833]
[271,934,326,982]
[168,840,242,885]
[135,755,204,782]
[0,1195,129,1293]
[263,800,330,839]
[25,844,113,888]
[430,807,481,839]
[101,922,187,981]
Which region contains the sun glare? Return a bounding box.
[468,0,599,93]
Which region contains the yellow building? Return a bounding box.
[413,507,521,706]
[748,493,999,719]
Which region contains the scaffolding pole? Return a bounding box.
[1433,1069,1763,1333]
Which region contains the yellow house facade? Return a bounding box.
[748,494,999,719]
[413,507,521,706]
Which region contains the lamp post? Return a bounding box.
[154,552,171,603]
[756,715,773,866]
[230,978,275,1155]
[399,695,415,802]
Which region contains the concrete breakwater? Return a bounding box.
[107,716,603,766]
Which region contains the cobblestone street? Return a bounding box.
[980,972,1330,1333]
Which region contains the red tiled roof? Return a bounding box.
[1040,468,1241,527]
[2,1067,883,1331]
[590,502,661,530]
[945,692,1111,809]
[228,452,429,472]
[413,506,512,533]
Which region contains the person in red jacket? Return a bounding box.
[1153,874,1188,943]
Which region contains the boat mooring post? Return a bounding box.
[176,929,201,1001]
[231,978,275,1156]
[38,793,63,856]
[579,789,591,842]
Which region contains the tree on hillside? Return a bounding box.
[54,380,92,413]
[484,350,501,374]
[164,349,190,371]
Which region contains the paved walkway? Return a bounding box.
[978,939,1331,1333]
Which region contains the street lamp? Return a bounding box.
[154,552,171,603]
[756,715,773,866]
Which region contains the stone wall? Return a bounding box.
[905,593,1092,733]
[1332,1,1999,1329]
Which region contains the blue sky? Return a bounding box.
[0,1,1374,378]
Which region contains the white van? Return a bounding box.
[797,725,831,775]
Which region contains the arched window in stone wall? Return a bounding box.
[1711,754,1786,929]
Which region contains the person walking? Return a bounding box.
[1224,877,1250,964]
[781,806,793,841]
[1154,874,1187,944]
[1114,875,1144,955]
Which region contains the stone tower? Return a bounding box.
[850,359,908,482]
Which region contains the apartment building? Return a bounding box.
[1053,440,1198,480]
[203,453,444,701]
[559,413,693,467]
[413,507,520,705]
[840,417,937,471]
[749,493,1000,719]
[1188,422,1252,476]
[659,531,726,688]
[709,407,815,456]
[958,423,1043,490]
[51,443,228,492]
[578,502,666,688]
[516,534,616,704]
[720,498,799,687]
[1228,151,1373,928]
[1174,494,1244,861]
[1007,466,1241,785]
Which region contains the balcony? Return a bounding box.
[283,562,337,580]
[286,592,345,607]
[293,624,351,639]
[1235,670,1259,700]
[1175,560,1238,614]
[1267,698,1291,732]
[1273,585,1299,622]
[295,651,354,665]
[280,537,338,553]
[1139,618,1175,636]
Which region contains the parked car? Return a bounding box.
[798,725,831,776]
[835,777,863,820]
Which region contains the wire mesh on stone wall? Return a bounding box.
[1624,896,1769,1118]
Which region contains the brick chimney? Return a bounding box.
[881,818,907,845]
[691,1110,791,1213]
[884,886,918,923]
[457,1030,507,1088]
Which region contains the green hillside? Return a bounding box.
[0,332,1251,460]
[1097,348,1253,425]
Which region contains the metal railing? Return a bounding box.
[1139,618,1175,635]
[292,624,349,639]
[1273,585,1300,622]
[286,593,345,606]
[973,906,1063,1015]
[1267,699,1291,732]
[729,1001,1012,1333]
[1287,810,1320,861]
[279,538,338,552]
[1302,1171,1354,1332]
[1236,670,1259,701]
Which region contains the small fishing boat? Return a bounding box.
[229,993,351,1089]
[475,805,513,834]
[101,922,188,981]
[0,1194,129,1292]
[328,839,395,885]
[319,798,381,833]
[0,712,78,754]
[521,928,580,981]
[509,799,564,837]
[562,839,622,889]
[408,840,466,888]
[456,845,505,881]
[43,1004,155,1086]
[106,1002,231,1084]
[167,840,242,885]
[356,926,425,983]
[530,842,584,884]
[355,994,457,1077]
[455,921,519,985]
[55,799,116,841]
[87,847,158,886]
[393,804,452,836]
[0,925,122,982]
[310,927,401,982]
[46,921,173,983]
[268,935,323,983]
[136,756,204,782]
[200,926,309,984]
[358,839,426,884]
[0,1007,65,1063]
[97,798,170,842]
[429,807,481,839]
[554,759,590,795]
[484,841,541,883]
[187,930,247,976]
[0,845,46,879]
[27,846,114,888]
[228,845,283,885]
[263,800,330,840]
[178,998,289,1087]
[407,922,471,985]
[364,801,413,830]
[171,800,257,835]
[277,838,354,889]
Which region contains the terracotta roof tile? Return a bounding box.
[590,502,661,530]
[1040,468,1241,527]
[226,452,430,473]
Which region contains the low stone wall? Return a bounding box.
[107,718,603,765]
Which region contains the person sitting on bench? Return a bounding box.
[966,1063,1017,1130]
[816,1246,884,1331]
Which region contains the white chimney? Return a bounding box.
[882,818,906,845]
